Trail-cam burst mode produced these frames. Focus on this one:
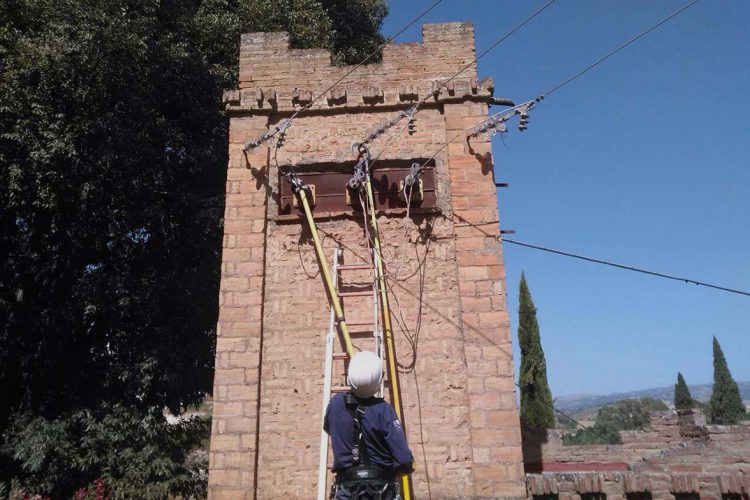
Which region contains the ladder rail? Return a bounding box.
[371,250,384,397]
[317,247,340,500]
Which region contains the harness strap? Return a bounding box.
[344,392,369,466]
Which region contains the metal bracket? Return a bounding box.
[292,184,316,208]
[282,167,315,207]
[468,96,543,138]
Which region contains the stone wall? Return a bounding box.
[208,23,526,499]
[524,410,750,500]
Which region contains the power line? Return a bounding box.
[457,0,702,140]
[436,0,559,101]
[453,0,702,141]
[503,238,750,298]
[359,0,558,148]
[243,0,445,151]
[542,0,701,97]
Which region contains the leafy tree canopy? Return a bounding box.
[0,0,387,496]
[563,398,669,445]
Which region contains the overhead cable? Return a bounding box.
[503,238,750,298]
[359,0,558,148]
[243,0,445,152]
[542,0,701,97]
[416,0,703,159]
[433,0,558,103]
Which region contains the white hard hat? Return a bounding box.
[347,351,383,398]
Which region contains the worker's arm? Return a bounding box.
[323,401,331,434]
[382,405,414,473]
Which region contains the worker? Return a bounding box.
[324,351,413,500]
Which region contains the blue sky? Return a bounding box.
[382,1,750,396]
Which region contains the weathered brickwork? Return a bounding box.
[209,23,526,499]
[524,410,750,500]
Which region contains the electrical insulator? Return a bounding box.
[407,117,416,135]
[518,112,529,132]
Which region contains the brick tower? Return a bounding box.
[208,22,525,499]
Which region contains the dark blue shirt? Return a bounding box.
[324,393,413,473]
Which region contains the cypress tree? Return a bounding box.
[708,337,746,424]
[518,273,555,431]
[674,372,693,410]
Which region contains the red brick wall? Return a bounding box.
[209,23,525,499]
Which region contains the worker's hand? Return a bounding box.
[398,462,415,474]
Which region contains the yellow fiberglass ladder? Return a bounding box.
[286,164,412,500]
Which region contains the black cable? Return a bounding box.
[415,0,702,154]
[543,0,701,97]
[503,238,750,298]
[437,0,558,97]
[360,0,558,150]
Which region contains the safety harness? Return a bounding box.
[331,393,398,499]
[346,392,368,467]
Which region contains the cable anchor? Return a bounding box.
[400,162,425,204]
[243,118,292,152]
[347,145,371,193]
[402,162,424,191]
[282,166,309,196]
[275,119,291,148]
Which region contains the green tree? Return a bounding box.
[517,273,555,431]
[0,0,387,496]
[563,398,669,445]
[674,372,694,410]
[708,337,746,424]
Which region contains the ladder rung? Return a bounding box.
[338,263,372,271]
[332,352,348,360]
[338,291,372,297]
[331,386,350,393]
[344,320,374,327]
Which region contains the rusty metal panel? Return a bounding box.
[278,161,436,216]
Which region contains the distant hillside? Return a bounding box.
[555,381,750,412]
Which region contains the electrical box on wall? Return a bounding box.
[278,159,437,217]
